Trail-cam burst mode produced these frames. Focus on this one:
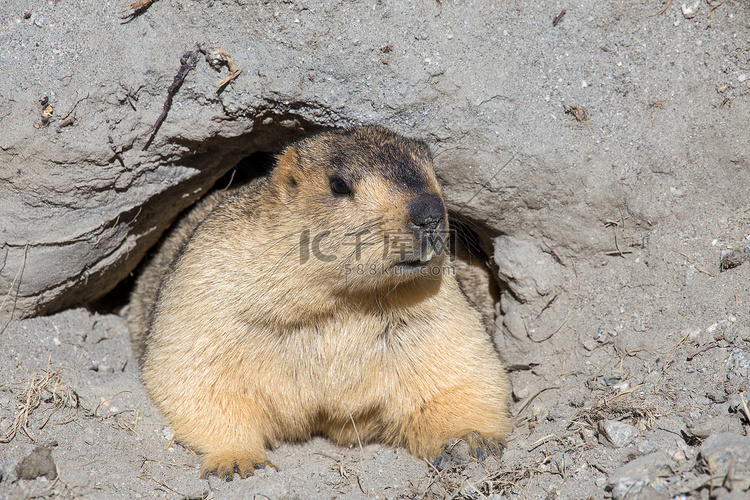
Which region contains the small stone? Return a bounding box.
[602,376,623,387]
[512,385,529,400]
[598,419,638,448]
[720,249,749,271]
[636,484,671,500]
[493,235,558,302]
[606,452,674,500]
[727,348,750,375]
[689,415,744,438]
[681,1,700,19]
[460,483,481,499]
[637,440,654,454]
[728,393,750,414]
[699,433,750,490]
[716,491,750,500]
[33,17,45,27]
[15,447,57,480]
[612,381,630,393]
[739,74,748,83]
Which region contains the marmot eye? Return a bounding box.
[330,177,352,196]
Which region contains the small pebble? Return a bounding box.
[637,440,654,454]
[33,17,45,27]
[15,447,57,480]
[598,419,637,448]
[739,74,748,82]
[460,483,481,499]
[681,1,700,19]
[612,381,630,393]
[699,433,750,480]
[607,452,673,500]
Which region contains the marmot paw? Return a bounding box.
[200,452,279,480]
[432,431,504,470]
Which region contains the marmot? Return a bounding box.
[128,126,511,479]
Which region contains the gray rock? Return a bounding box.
[15,447,57,481]
[499,293,527,340]
[493,235,558,303]
[717,491,750,500]
[632,484,670,500]
[460,482,481,499]
[726,349,750,393]
[727,348,750,377]
[699,433,750,491]
[607,452,674,500]
[637,440,655,454]
[728,393,750,414]
[720,249,750,271]
[598,419,638,448]
[688,415,745,439]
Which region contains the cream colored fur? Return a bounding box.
[128,126,511,478]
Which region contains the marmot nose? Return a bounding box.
[408,193,445,232]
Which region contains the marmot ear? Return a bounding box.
[271,146,300,194]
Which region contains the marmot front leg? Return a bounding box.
[403,377,511,468]
[432,431,504,470]
[200,450,278,480]
[158,388,278,480]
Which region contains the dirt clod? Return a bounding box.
[15,447,57,481]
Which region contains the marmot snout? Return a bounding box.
[128,125,511,479]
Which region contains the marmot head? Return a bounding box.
[268,126,449,295]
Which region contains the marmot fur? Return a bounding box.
[128,126,511,478]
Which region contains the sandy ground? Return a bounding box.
[2,0,750,499]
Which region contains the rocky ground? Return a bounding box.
[2,0,750,498]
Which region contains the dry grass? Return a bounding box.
[0,361,79,443]
[481,461,545,499]
[575,391,662,432]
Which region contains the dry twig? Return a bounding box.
[1,359,79,443]
[1,244,28,335]
[708,1,725,17]
[142,46,205,150]
[657,0,672,15]
[577,393,661,430]
[552,9,566,26]
[137,473,185,496]
[739,391,750,424]
[528,309,572,343]
[563,104,589,123]
[121,0,158,16]
[208,48,245,88]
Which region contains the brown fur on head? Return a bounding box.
[266,126,449,296]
